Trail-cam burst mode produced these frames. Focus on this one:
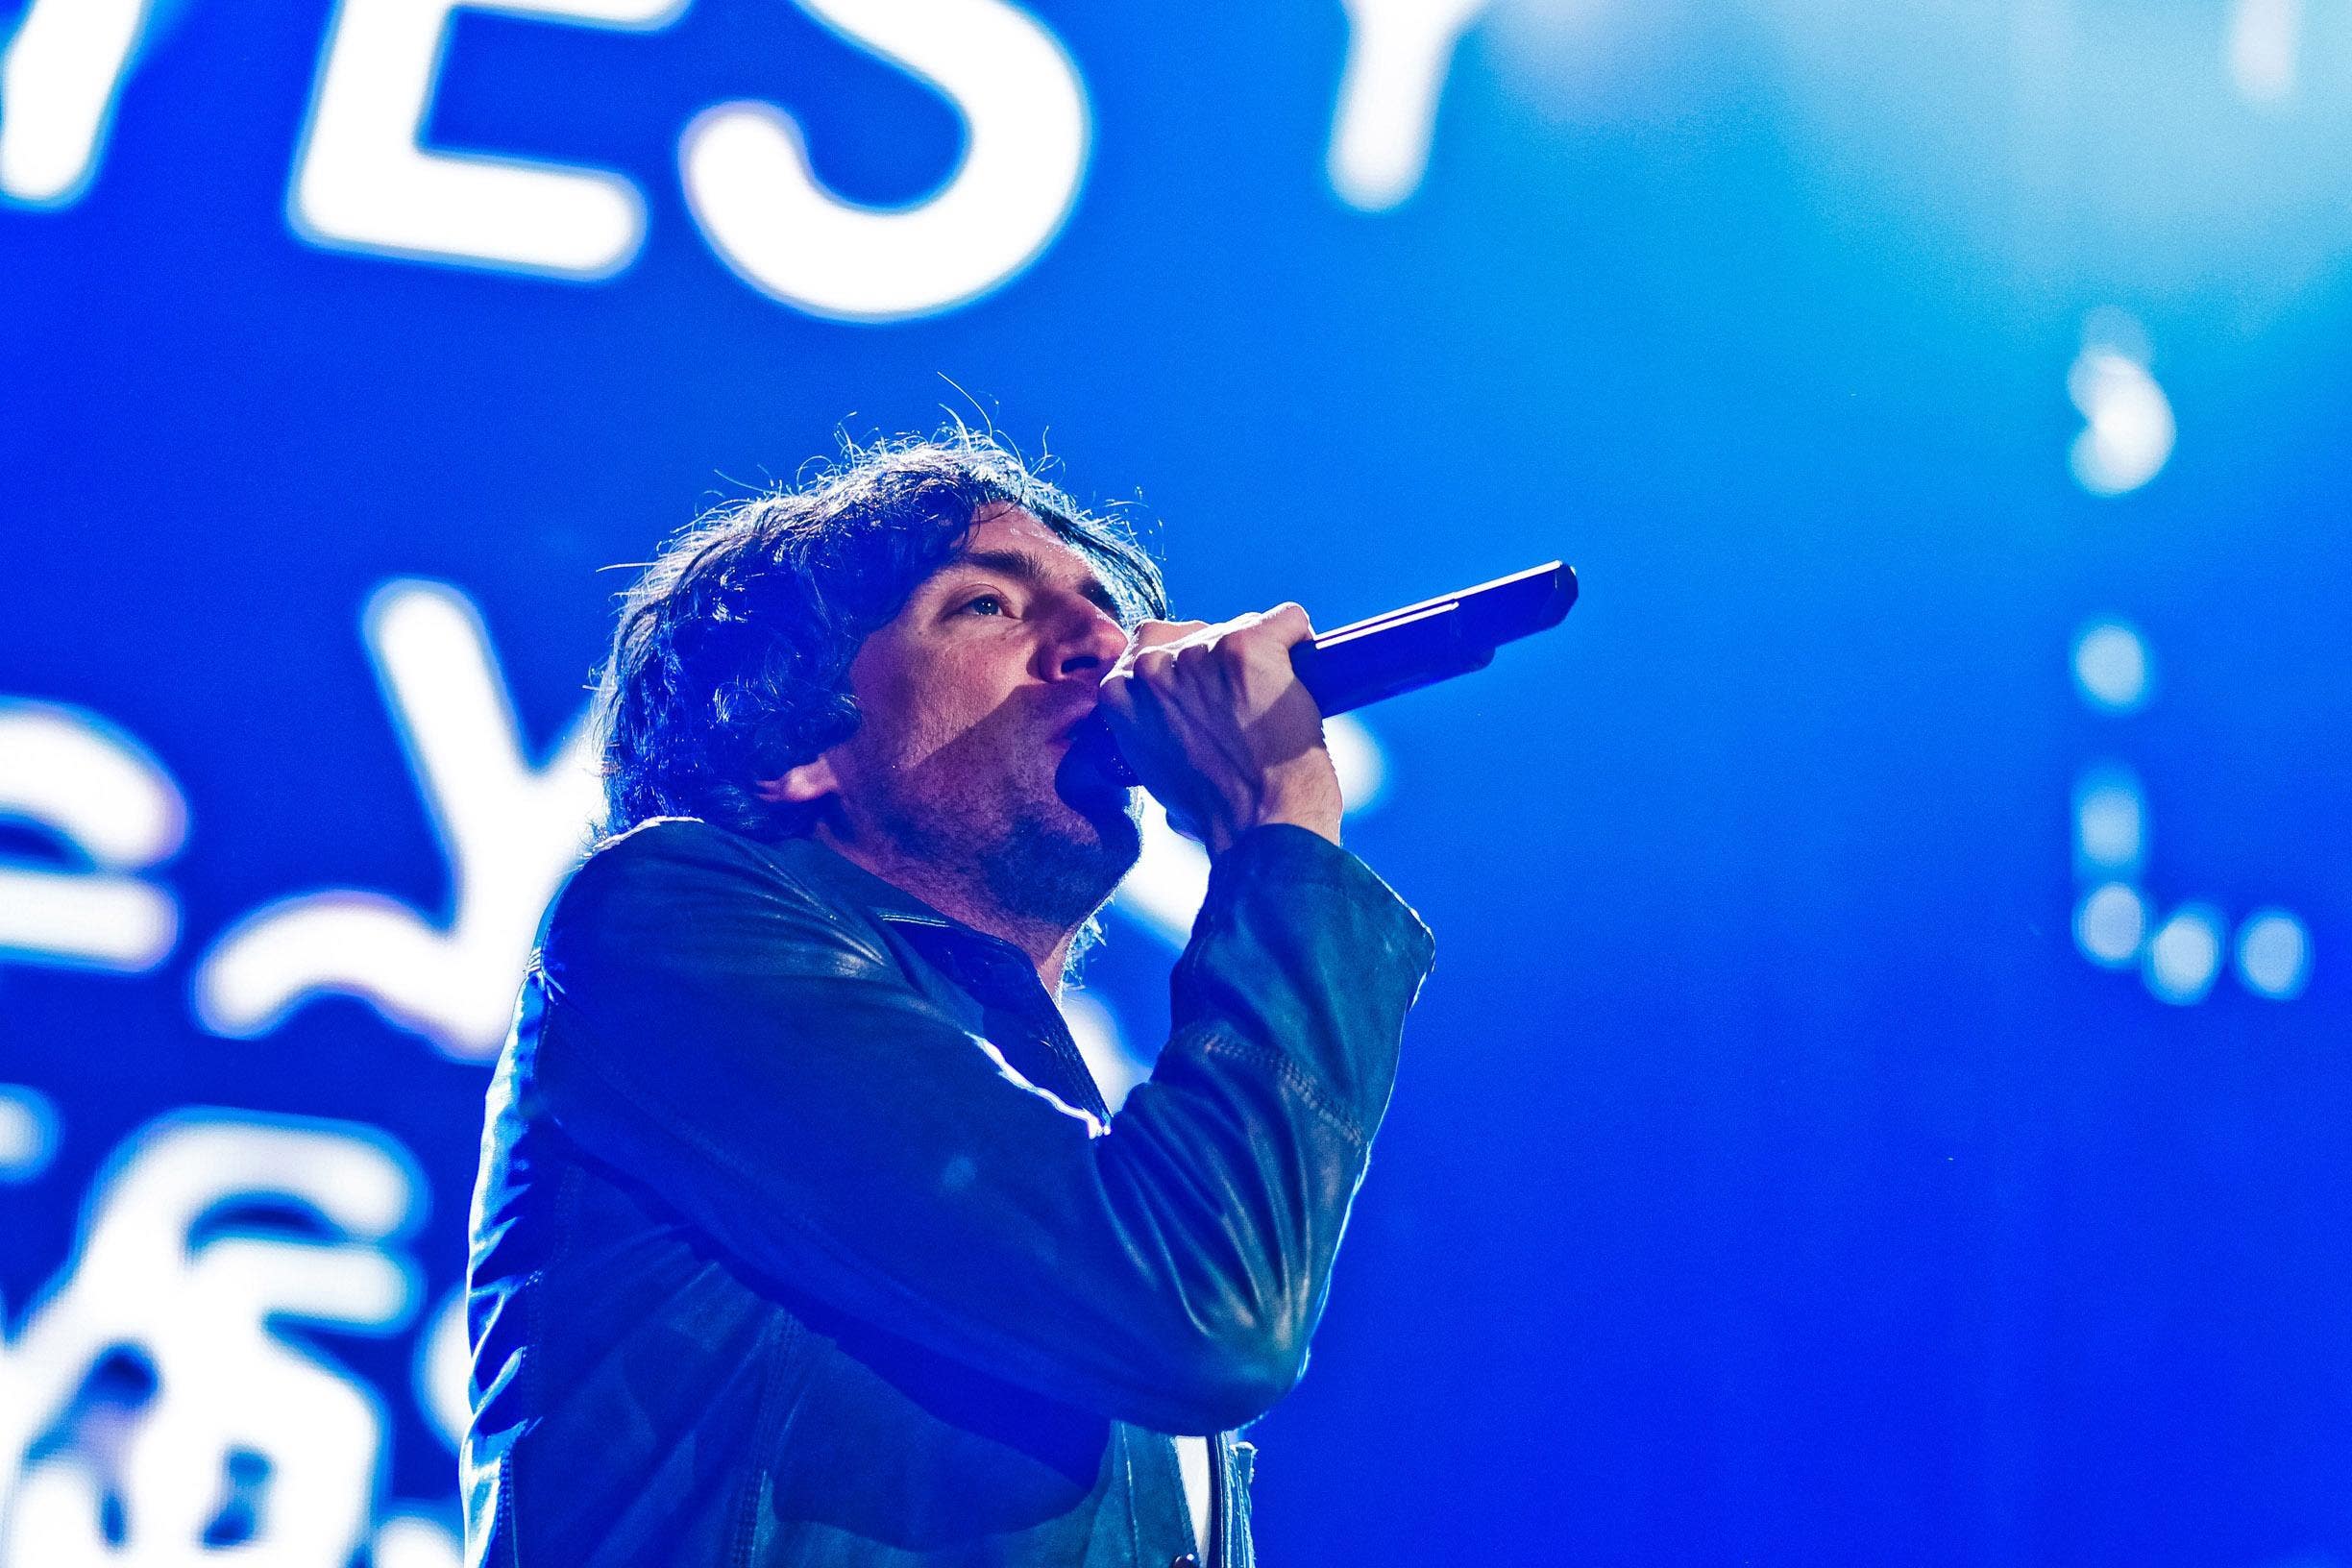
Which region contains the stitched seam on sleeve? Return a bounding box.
[1197,1030,1368,1147]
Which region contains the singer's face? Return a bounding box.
[810,504,1143,919]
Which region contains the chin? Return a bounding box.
[1047,782,1141,871]
[1079,796,1143,870]
[982,773,1139,926]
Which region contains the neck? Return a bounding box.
[811,821,1078,996]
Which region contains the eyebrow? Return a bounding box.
[948,546,1124,619]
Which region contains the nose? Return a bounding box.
[1049,597,1130,682]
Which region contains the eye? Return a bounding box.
[962,594,1007,617]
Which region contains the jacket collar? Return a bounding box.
[760,833,1053,1011]
[763,831,963,932]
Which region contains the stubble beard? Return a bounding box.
[875,749,1142,937]
[982,789,1141,934]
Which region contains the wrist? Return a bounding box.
[1203,786,1340,858]
[1257,762,1342,846]
[1253,806,1341,849]
[1205,819,1341,862]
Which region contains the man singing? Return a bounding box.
[462,432,1434,1567]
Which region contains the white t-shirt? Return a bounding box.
[1176,1432,1213,1556]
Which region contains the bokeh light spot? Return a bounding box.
[2074,882,2146,968]
[2235,909,2313,1000]
[2068,324,2174,498]
[2072,767,2146,875]
[2144,904,2224,1006]
[0,1084,60,1181]
[2072,621,2152,713]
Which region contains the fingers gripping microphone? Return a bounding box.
[1093,560,1579,787]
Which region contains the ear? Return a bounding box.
[752,754,840,806]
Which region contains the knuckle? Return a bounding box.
[1134,618,1209,652]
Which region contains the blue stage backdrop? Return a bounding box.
[5,1,2350,1562]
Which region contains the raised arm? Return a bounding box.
[532,816,1432,1436]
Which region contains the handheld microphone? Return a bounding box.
[1093,560,1579,786]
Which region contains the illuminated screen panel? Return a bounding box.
[4,2,2349,1563]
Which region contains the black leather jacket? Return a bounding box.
[463,817,1434,1566]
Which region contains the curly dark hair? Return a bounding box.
[598,429,1167,841]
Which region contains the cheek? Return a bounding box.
[845,635,1004,763]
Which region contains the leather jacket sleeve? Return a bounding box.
[532,818,1434,1437]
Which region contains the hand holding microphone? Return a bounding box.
[1095,603,1342,857]
[1088,561,1579,845]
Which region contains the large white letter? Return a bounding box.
[680,0,1089,322]
[194,580,602,1059]
[290,0,686,280]
[0,0,158,206]
[1328,0,1490,210]
[0,1115,419,1562]
[0,702,184,972]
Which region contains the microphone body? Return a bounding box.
[1286,559,1577,717]
[1094,560,1578,786]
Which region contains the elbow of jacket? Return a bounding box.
[1163,1317,1311,1433]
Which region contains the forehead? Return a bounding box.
[936,503,1119,606]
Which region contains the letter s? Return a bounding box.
[679,0,1088,322]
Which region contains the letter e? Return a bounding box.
[290,0,687,280]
